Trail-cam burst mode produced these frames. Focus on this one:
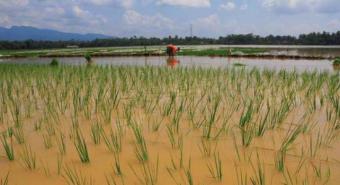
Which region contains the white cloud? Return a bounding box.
[87,0,133,9]
[240,4,248,10]
[124,10,174,29]
[157,0,210,7]
[220,2,236,11]
[0,0,29,7]
[262,0,340,13]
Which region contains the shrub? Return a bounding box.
[84,53,92,63]
[333,58,340,66]
[50,59,59,66]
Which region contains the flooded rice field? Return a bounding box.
[0,56,339,185]
[0,56,337,72]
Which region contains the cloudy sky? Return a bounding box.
[0,0,339,37]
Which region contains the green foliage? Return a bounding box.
[84,53,92,63]
[50,58,59,66]
[333,58,340,65]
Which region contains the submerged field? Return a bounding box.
[0,64,339,185]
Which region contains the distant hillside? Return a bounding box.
[0,26,111,41]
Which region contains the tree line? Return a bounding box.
[1,31,340,50]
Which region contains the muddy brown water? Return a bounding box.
[0,56,337,72]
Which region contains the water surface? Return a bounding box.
[0,56,337,72]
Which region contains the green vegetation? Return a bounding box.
[0,63,338,184]
[333,58,340,66]
[0,134,14,161]
[50,58,59,66]
[0,46,268,58]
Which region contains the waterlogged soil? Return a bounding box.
[0,66,339,185]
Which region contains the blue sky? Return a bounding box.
[0,0,339,37]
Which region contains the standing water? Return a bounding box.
[0,56,337,72]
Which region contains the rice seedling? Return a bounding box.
[13,126,25,144]
[20,144,37,170]
[130,156,159,185]
[63,165,94,185]
[202,96,220,139]
[250,155,266,185]
[198,138,217,157]
[56,132,67,155]
[0,172,9,185]
[0,134,14,161]
[207,153,223,181]
[90,121,103,145]
[235,164,248,185]
[184,158,194,185]
[42,133,53,149]
[102,129,122,153]
[73,130,90,163]
[131,123,149,162]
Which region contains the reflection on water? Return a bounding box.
[166,57,180,68]
[0,56,337,73]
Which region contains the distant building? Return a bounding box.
[66,45,79,49]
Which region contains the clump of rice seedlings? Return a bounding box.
[274,149,286,173]
[311,162,331,184]
[90,122,103,145]
[112,152,123,176]
[250,155,266,185]
[166,125,183,149]
[131,123,148,162]
[255,109,269,137]
[73,130,90,163]
[148,117,163,132]
[239,101,253,128]
[184,158,194,185]
[34,119,42,131]
[198,139,217,157]
[163,92,176,116]
[42,133,53,149]
[56,133,66,155]
[13,127,25,144]
[41,160,51,177]
[20,145,36,170]
[235,165,248,185]
[57,155,64,175]
[0,172,9,185]
[0,134,14,161]
[202,96,220,139]
[102,129,122,153]
[240,125,255,147]
[63,165,94,185]
[207,153,223,181]
[130,157,159,185]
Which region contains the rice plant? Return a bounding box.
[0,134,14,161]
[0,172,9,185]
[73,130,90,163]
[131,123,148,162]
[130,157,159,185]
[90,121,103,145]
[207,153,223,181]
[20,145,37,170]
[63,165,94,185]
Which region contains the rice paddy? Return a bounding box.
[0,64,339,185]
